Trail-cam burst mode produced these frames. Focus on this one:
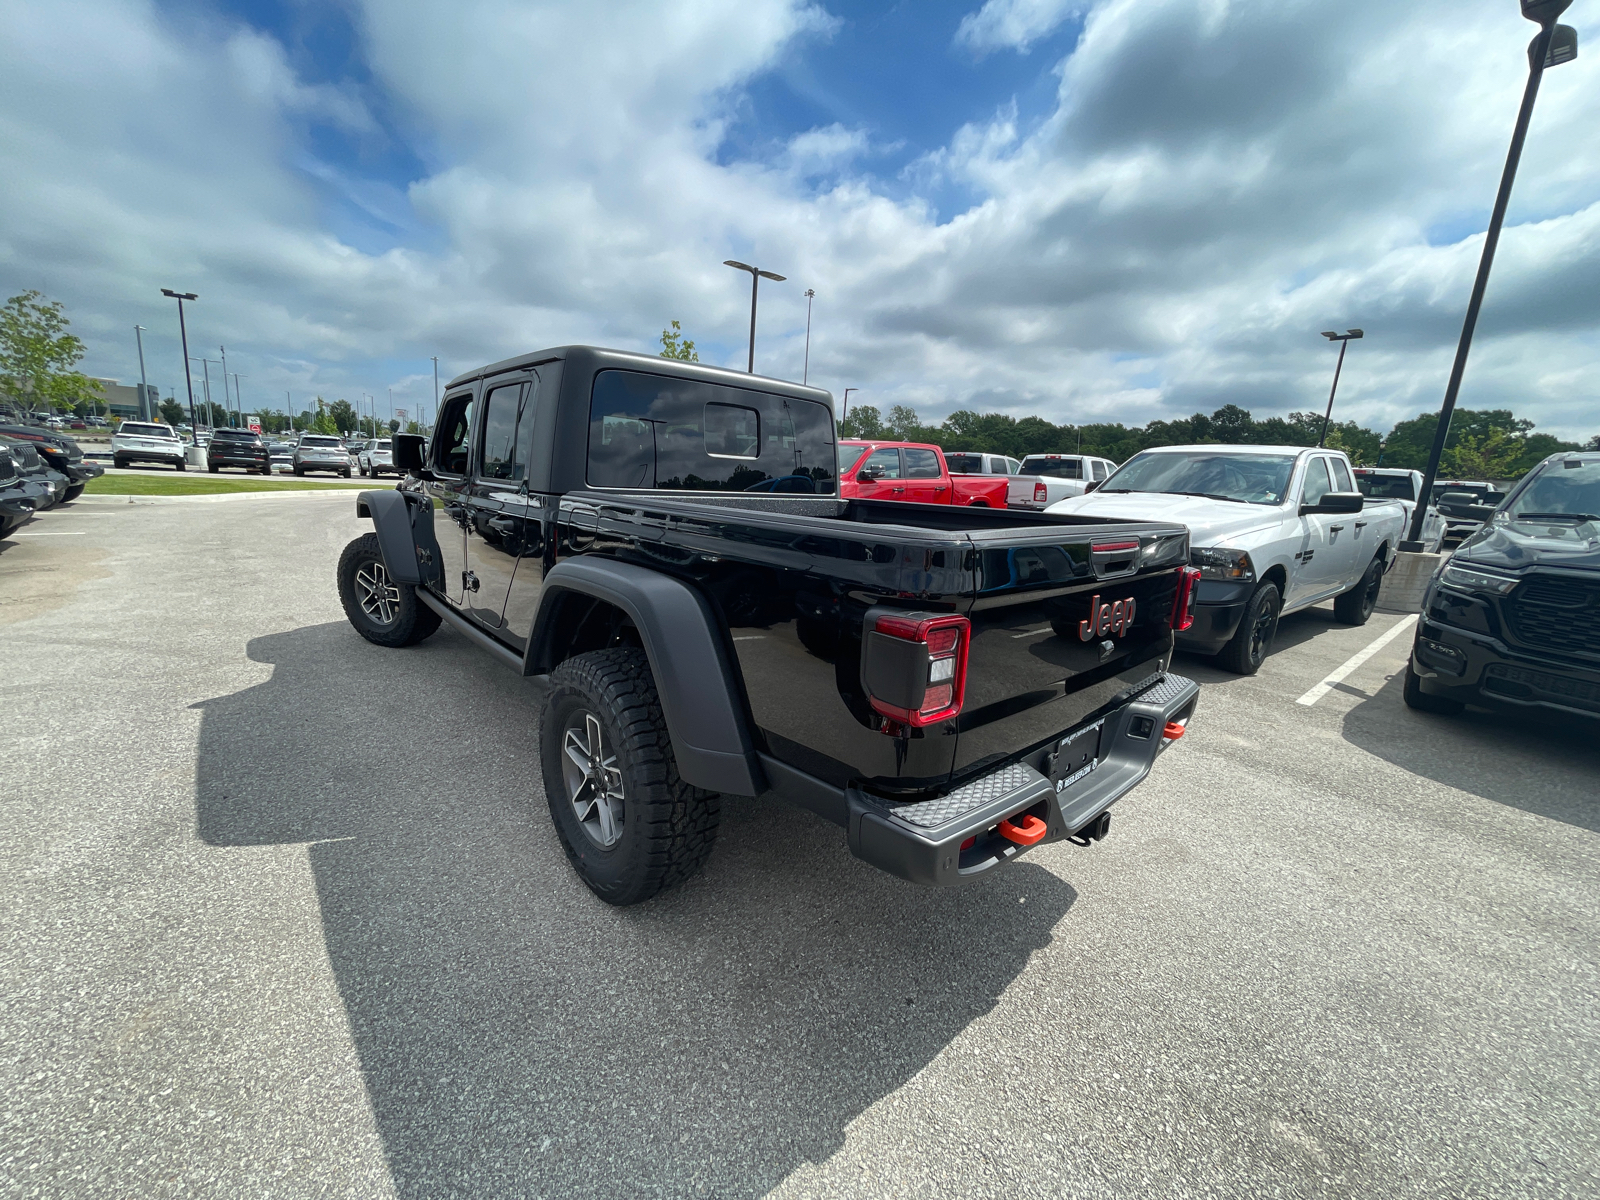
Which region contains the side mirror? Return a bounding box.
[393,433,427,473]
[1084,479,1102,493]
[855,469,875,484]
[1300,491,1364,515]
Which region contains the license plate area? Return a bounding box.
[1049,722,1103,795]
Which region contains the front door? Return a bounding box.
[424,390,475,605]
[1288,456,1348,607]
[464,376,536,635]
[855,446,903,500]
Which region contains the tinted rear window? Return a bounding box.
[945,453,983,473]
[1020,456,1083,479]
[301,436,342,447]
[120,423,174,439]
[588,370,836,493]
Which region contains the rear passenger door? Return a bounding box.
[901,446,946,503]
[463,375,538,636]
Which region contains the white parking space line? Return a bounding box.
[1295,614,1419,707]
[9,531,87,536]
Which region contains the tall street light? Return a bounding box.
[160,289,199,435]
[133,325,149,420]
[723,259,786,374]
[1317,329,1363,447]
[219,345,231,426]
[431,356,440,408]
[1404,0,1578,548]
[842,387,858,425]
[803,289,815,385]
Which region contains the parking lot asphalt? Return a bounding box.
[2,495,1596,1200]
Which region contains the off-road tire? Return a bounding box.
[337,532,442,648]
[1403,659,1464,715]
[1334,555,1384,625]
[1215,581,1281,676]
[541,647,721,906]
[63,484,84,503]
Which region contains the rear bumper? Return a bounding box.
[1411,620,1600,718]
[113,447,184,463]
[209,453,266,467]
[768,673,1200,887]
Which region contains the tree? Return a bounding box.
[388,418,400,433]
[1443,430,1524,481]
[159,398,185,426]
[1586,434,1600,451]
[840,403,883,439]
[328,398,357,433]
[660,320,698,361]
[0,291,104,412]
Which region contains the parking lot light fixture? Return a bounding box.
[803,289,815,385]
[842,387,858,424]
[724,259,786,374]
[1318,329,1363,448]
[160,289,199,435]
[1405,0,1578,548]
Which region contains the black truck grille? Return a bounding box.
[1505,575,1600,658]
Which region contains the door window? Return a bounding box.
[435,394,475,476]
[904,448,942,479]
[1091,460,1108,481]
[1329,459,1354,493]
[1302,458,1333,505]
[479,382,529,481]
[861,447,901,479]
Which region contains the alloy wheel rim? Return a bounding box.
[1363,567,1381,615]
[562,711,625,847]
[354,560,401,625]
[1250,598,1277,663]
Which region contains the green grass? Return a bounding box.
[85,473,376,496]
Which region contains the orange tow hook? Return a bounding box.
[1162,721,1186,741]
[997,814,1049,846]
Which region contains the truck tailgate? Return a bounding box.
[954,522,1189,782]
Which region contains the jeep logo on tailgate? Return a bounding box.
[1079,594,1137,641]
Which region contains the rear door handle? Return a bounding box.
[1354,520,1368,530]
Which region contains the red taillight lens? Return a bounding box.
[864,612,970,728]
[1033,482,1047,502]
[1170,565,1202,632]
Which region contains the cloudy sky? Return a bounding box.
[2,0,1596,439]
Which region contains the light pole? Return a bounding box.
[803,289,815,385]
[232,375,247,428]
[133,325,149,421]
[1317,329,1363,447]
[842,387,858,425]
[431,356,440,407]
[219,346,231,426]
[1405,0,1578,548]
[191,358,220,430]
[159,289,199,436]
[723,259,786,374]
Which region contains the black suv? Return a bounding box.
[206,428,271,474]
[0,423,103,500]
[1405,451,1600,720]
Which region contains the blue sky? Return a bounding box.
[1,0,1597,439]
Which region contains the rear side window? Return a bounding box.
[1329,459,1354,493]
[904,448,942,479]
[480,381,530,481]
[1091,460,1108,481]
[587,370,835,493]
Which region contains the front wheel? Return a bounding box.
[1334,555,1383,625]
[1215,581,1281,675]
[175,458,186,472]
[63,484,84,503]
[337,532,442,648]
[113,455,127,469]
[541,647,721,905]
[1403,659,1464,715]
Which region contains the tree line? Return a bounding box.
[839,401,1596,480]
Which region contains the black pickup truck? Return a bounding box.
[337,346,1202,904]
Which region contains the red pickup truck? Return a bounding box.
[837,440,1011,507]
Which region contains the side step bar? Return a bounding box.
[416,589,524,672]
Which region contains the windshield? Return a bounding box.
[1504,457,1600,522]
[1102,451,1298,505]
[1019,456,1083,480]
[120,423,175,439]
[301,436,342,447]
[837,444,868,476]
[1355,473,1416,501]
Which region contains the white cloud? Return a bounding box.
[0,0,1596,441]
[956,0,1083,54]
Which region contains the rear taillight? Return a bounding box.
[1170,566,1202,632]
[1033,482,1047,503]
[861,611,970,728]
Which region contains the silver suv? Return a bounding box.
[358,438,395,477]
[292,434,352,477]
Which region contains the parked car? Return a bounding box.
[336,345,1202,905]
[0,435,68,509]
[0,423,104,500]
[293,434,352,477]
[1011,454,1120,510]
[358,438,396,477]
[1431,480,1507,544]
[1353,467,1446,553]
[0,443,54,537]
[112,421,187,471]
[1048,445,1408,674]
[206,428,271,474]
[266,441,295,474]
[944,452,1022,476]
[1405,451,1600,719]
[837,440,1011,507]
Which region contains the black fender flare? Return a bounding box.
[529,558,765,798]
[356,490,441,587]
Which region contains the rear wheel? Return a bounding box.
[113,454,127,469]
[541,647,721,905]
[337,532,442,648]
[175,457,186,471]
[1334,555,1383,625]
[1403,659,1464,715]
[1215,581,1280,675]
[209,462,219,473]
[260,461,271,476]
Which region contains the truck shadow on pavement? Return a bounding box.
[1341,670,1600,834]
[194,621,1078,1200]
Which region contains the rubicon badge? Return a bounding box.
[1078,594,1137,642]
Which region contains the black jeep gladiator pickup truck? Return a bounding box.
[337,346,1202,904]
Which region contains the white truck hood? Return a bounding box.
[1047,492,1281,547]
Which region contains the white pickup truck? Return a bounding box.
[1352,467,1445,552]
[1047,444,1408,674]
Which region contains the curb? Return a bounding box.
[76,489,372,505]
